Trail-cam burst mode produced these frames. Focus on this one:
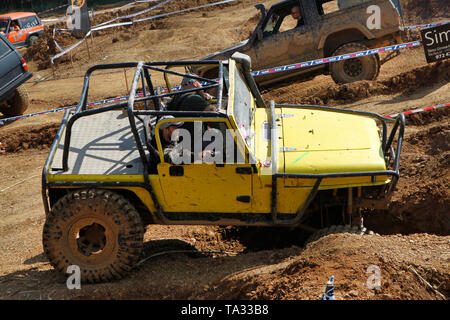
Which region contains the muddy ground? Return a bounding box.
[0,0,448,300]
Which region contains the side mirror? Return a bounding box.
[255,4,267,18]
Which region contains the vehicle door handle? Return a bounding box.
[236,167,252,174]
[236,196,251,203]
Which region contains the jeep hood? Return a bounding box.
[202,39,249,60]
[278,108,387,174]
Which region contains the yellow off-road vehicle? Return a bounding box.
[42,53,404,283]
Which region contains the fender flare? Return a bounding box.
[25,30,43,45]
[317,24,376,55]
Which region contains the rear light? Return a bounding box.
[20,58,29,71]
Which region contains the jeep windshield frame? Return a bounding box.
[260,0,303,37]
[226,59,257,161]
[0,19,10,34]
[18,15,40,29]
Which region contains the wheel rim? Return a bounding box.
[343,58,363,77]
[67,217,117,265]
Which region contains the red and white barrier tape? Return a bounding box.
[387,102,450,118]
[38,4,69,16]
[404,20,450,30]
[252,40,422,77]
[40,0,160,22]
[116,0,161,10]
[1,94,448,127]
[94,0,171,28]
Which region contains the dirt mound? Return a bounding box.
[0,124,59,153]
[406,106,449,126]
[24,0,241,70]
[401,0,450,24]
[23,23,82,70]
[23,29,59,70]
[263,59,450,106]
[1,229,447,300]
[198,233,449,300]
[365,108,450,236]
[237,12,261,40]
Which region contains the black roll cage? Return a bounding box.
[42,60,226,216]
[61,60,226,172]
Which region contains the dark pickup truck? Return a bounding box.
[0,32,32,117]
[197,0,405,85]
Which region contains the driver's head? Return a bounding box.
[291,6,302,20]
[158,116,184,142]
[181,74,201,90]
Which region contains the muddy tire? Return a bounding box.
[28,35,39,46]
[43,189,145,283]
[0,86,30,117]
[330,42,380,84]
[305,224,375,246]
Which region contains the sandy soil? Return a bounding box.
[0,0,448,300]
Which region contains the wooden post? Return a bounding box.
[124,69,129,93]
[85,38,91,60]
[51,62,56,79]
[91,8,95,26]
[90,9,95,48]
[90,31,95,48]
[69,50,73,67]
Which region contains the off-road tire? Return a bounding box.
[0,86,30,117]
[305,224,375,246]
[28,35,39,46]
[330,42,380,84]
[43,189,145,283]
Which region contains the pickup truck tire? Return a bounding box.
[43,189,145,283]
[304,224,376,246]
[28,35,39,46]
[330,42,380,84]
[0,86,30,117]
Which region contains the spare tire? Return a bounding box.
[0,86,30,117]
[304,224,376,246]
[330,42,380,84]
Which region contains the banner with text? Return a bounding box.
[420,23,450,63]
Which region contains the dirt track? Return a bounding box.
[0,0,449,300]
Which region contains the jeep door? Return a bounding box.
[248,0,320,83]
[156,118,254,214]
[7,19,28,46]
